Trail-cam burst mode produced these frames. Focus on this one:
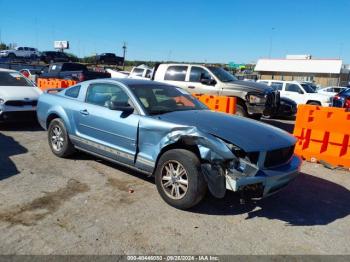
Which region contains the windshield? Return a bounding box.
[0,72,35,87]
[129,84,208,115]
[301,83,316,93]
[207,67,238,82]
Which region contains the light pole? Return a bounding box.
[122,42,127,70]
[268,27,275,58]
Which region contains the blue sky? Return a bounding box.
[0,0,349,63]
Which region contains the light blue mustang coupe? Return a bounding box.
[37,78,301,209]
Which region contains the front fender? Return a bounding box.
[135,117,236,172]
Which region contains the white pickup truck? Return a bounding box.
[257,80,332,106]
[153,63,279,118]
[0,47,40,59]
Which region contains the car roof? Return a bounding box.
[0,68,17,73]
[86,78,173,88]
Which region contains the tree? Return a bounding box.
[0,43,9,50]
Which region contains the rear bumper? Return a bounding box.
[226,155,302,198]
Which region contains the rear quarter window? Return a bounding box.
[65,85,81,98]
[164,66,188,81]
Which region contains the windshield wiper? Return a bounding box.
[149,109,176,115]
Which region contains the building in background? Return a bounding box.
[254,55,350,87]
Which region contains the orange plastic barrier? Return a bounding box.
[293,105,350,168]
[37,78,77,91]
[193,94,236,114]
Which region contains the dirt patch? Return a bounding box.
[107,177,137,192]
[0,179,89,226]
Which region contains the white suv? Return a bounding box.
[0,69,42,122]
[0,47,40,59]
[257,80,332,106]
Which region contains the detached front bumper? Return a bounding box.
[225,155,302,198]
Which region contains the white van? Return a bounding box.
[257,80,331,106]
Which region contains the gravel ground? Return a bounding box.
[0,120,349,255]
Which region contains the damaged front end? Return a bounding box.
[137,118,300,202]
[200,141,261,199]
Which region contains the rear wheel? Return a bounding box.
[48,118,75,158]
[155,149,207,209]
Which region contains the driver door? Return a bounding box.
[186,66,219,95]
[73,82,139,165]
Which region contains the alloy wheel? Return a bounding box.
[161,160,189,200]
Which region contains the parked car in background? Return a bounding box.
[40,62,111,82]
[129,65,153,80]
[0,68,42,122]
[332,88,350,109]
[0,47,40,59]
[318,86,347,96]
[40,51,71,64]
[19,69,41,83]
[95,53,124,65]
[153,64,279,118]
[37,78,301,209]
[106,68,129,78]
[257,80,331,106]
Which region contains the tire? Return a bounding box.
[235,104,248,117]
[48,118,75,158]
[250,113,262,120]
[155,149,207,209]
[8,53,16,59]
[307,102,321,106]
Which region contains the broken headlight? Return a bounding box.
[224,142,259,177]
[248,94,266,104]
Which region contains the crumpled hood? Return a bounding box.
[224,80,273,93]
[155,110,296,152]
[0,86,42,101]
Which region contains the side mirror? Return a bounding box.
[108,101,134,113]
[200,78,216,86]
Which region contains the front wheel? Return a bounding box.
[235,104,248,117]
[48,118,75,158]
[155,149,207,209]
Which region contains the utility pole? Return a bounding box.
[122,42,127,70]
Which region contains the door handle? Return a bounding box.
[79,109,89,115]
[188,86,195,89]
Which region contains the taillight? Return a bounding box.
[334,95,340,100]
[345,98,350,109]
[78,73,85,82]
[20,70,30,78]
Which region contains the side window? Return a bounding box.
[189,67,212,82]
[333,88,341,93]
[145,69,152,78]
[271,82,283,90]
[131,68,144,77]
[65,85,81,98]
[18,47,23,51]
[164,66,188,81]
[286,83,302,93]
[86,83,130,108]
